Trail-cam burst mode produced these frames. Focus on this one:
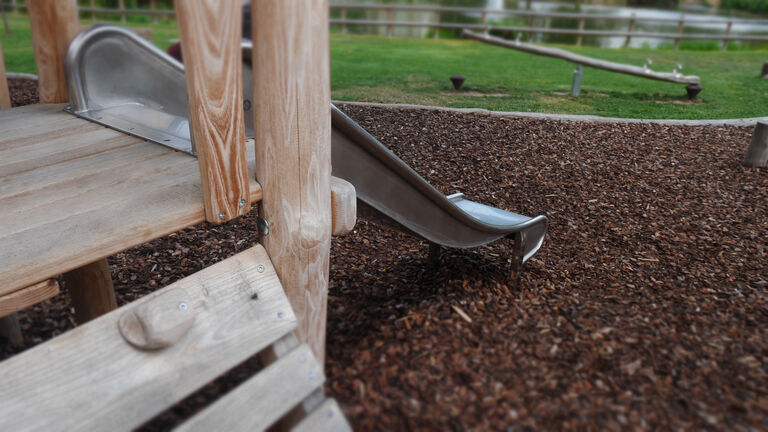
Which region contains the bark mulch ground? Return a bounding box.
[2,80,767,431]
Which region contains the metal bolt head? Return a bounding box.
[239,199,246,208]
[277,311,284,319]
[218,211,226,219]
[257,264,265,273]
[178,302,188,311]
[309,370,317,379]
[300,355,307,363]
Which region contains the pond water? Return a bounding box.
[331,0,768,48]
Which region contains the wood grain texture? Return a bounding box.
[0,313,23,345]
[292,399,353,432]
[0,42,10,109]
[176,344,325,432]
[330,176,357,236]
[0,279,59,318]
[64,259,117,324]
[252,0,333,363]
[0,104,263,297]
[175,0,250,223]
[0,245,296,432]
[26,0,79,104]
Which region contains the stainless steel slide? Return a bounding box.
[64,25,548,268]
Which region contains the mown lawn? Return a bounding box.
[3,13,767,119]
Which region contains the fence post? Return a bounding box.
[118,0,126,22]
[27,0,79,103]
[0,42,10,109]
[527,14,534,41]
[251,0,333,364]
[387,9,393,37]
[576,17,584,46]
[150,0,158,23]
[175,0,250,224]
[624,13,635,47]
[88,0,95,20]
[674,15,684,50]
[341,7,347,34]
[722,20,732,51]
[11,0,17,16]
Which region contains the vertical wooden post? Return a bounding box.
[674,15,684,50]
[175,0,250,223]
[150,0,158,23]
[11,0,18,15]
[0,313,23,345]
[64,259,117,324]
[434,10,440,39]
[118,0,126,22]
[722,20,732,51]
[340,7,346,34]
[26,0,79,104]
[387,9,393,37]
[251,0,332,363]
[89,0,95,21]
[28,0,117,325]
[624,13,635,47]
[576,17,584,46]
[0,42,11,109]
[527,15,534,41]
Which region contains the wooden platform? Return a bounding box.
[0,104,262,297]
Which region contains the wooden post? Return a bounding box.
[624,13,635,47]
[0,43,10,110]
[743,122,768,167]
[175,0,250,223]
[434,10,440,39]
[89,0,95,20]
[118,0,126,23]
[0,313,23,345]
[722,20,732,51]
[1,3,9,35]
[527,15,534,41]
[387,9,393,37]
[251,0,332,363]
[674,15,684,50]
[11,0,18,15]
[340,7,346,34]
[26,0,79,104]
[576,17,584,46]
[150,0,158,23]
[64,260,117,324]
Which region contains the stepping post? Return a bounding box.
[251,0,332,363]
[743,121,768,167]
[64,259,117,324]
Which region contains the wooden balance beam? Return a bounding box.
[462,29,703,100]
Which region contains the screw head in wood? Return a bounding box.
[178,302,188,311]
[277,311,284,319]
[218,211,226,219]
[239,199,246,208]
[257,264,265,273]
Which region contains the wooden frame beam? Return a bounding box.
[175,0,250,223]
[0,41,10,110]
[0,280,60,318]
[252,0,333,363]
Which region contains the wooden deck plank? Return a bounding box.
[0,246,296,432]
[177,344,325,432]
[292,399,353,432]
[0,280,60,318]
[0,104,262,297]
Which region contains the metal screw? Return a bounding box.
[300,355,307,363]
[239,199,246,208]
[178,302,188,311]
[218,211,226,219]
[327,410,334,418]
[257,264,265,273]
[309,370,317,379]
[277,311,284,319]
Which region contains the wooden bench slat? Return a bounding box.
[291,398,352,432]
[177,343,325,432]
[0,245,294,432]
[0,279,59,318]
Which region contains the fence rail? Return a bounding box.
[330,3,768,50]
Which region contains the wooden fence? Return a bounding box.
[3,1,768,50]
[330,3,768,50]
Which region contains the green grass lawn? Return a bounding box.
[3,13,767,119]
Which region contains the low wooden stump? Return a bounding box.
[743,121,768,167]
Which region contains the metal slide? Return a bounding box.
[65,25,548,268]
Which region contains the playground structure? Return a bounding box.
[0,0,353,429]
[63,24,548,276]
[462,30,703,100]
